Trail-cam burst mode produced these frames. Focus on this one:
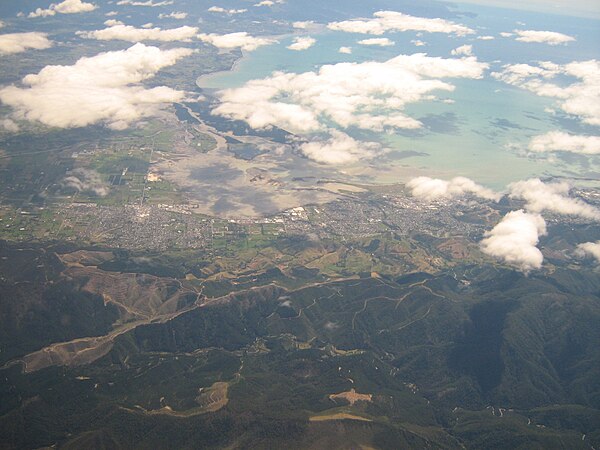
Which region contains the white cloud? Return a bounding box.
[78,24,198,42]
[338,46,352,54]
[480,210,547,272]
[0,32,53,55]
[254,0,284,6]
[358,38,394,47]
[508,178,600,220]
[61,169,109,196]
[411,39,426,47]
[212,53,488,134]
[513,29,575,45]
[528,131,600,155]
[287,36,316,51]
[500,31,513,37]
[0,21,4,28]
[299,130,386,164]
[451,44,473,56]
[104,19,124,26]
[207,6,247,14]
[328,11,474,36]
[116,0,174,6]
[197,32,276,51]
[493,59,600,126]
[477,35,495,40]
[407,176,501,201]
[28,0,96,17]
[105,11,118,16]
[0,43,192,130]
[0,119,19,132]
[293,21,314,29]
[158,11,188,19]
[575,241,600,262]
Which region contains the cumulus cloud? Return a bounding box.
[116,0,173,6]
[158,11,187,19]
[328,11,474,36]
[254,0,284,6]
[407,176,501,201]
[197,32,276,51]
[61,169,109,196]
[293,21,314,29]
[358,38,394,46]
[451,44,473,56]
[411,39,426,47]
[575,241,600,262]
[299,130,386,164]
[528,131,600,155]
[508,178,600,220]
[207,6,247,14]
[287,36,316,51]
[338,46,352,54]
[0,32,52,54]
[28,0,96,17]
[477,35,494,40]
[0,119,19,132]
[104,19,124,26]
[78,24,198,42]
[0,43,192,130]
[513,29,575,45]
[212,53,488,134]
[493,59,600,126]
[480,210,547,272]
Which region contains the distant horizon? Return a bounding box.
[454,0,600,19]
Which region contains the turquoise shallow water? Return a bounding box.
[198,5,600,188]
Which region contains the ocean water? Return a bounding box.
[197,3,600,188]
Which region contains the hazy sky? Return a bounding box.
[457,0,600,18]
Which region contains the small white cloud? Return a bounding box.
[61,169,109,196]
[78,24,198,42]
[116,0,174,6]
[197,32,276,51]
[513,29,575,45]
[508,178,600,220]
[207,6,247,14]
[477,35,494,40]
[287,36,316,51]
[0,119,19,132]
[28,0,97,18]
[0,32,52,55]
[499,32,513,37]
[358,37,394,47]
[254,0,284,6]
[338,46,352,54]
[292,21,314,29]
[299,130,385,164]
[528,131,600,155]
[104,19,124,26]
[328,11,474,36]
[411,39,426,47]
[480,210,547,272]
[0,43,193,130]
[158,11,188,19]
[407,176,501,201]
[451,44,473,56]
[105,11,118,16]
[575,241,600,262]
